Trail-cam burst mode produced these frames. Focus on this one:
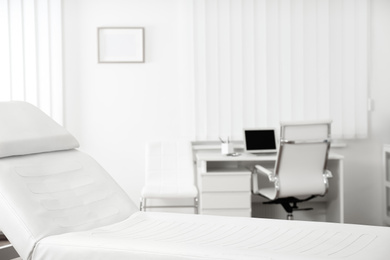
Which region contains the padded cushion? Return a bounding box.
[0,101,79,158]
[0,149,138,260]
[280,119,331,140]
[258,187,278,200]
[33,211,390,260]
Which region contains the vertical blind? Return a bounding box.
[191,0,369,140]
[0,0,63,124]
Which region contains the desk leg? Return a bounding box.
[326,159,344,223]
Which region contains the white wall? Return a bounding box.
[63,0,390,225]
[63,0,187,204]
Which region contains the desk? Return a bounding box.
[382,144,390,225]
[196,151,344,223]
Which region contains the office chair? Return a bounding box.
[140,141,198,213]
[252,120,333,220]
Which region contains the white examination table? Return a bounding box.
[0,101,389,260]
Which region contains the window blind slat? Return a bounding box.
[0,0,11,101]
[205,0,219,139]
[254,0,268,127]
[230,0,244,139]
[266,0,280,127]
[303,0,318,119]
[343,0,357,138]
[36,0,51,116]
[194,0,207,140]
[49,0,63,124]
[291,0,304,121]
[317,0,330,120]
[218,0,231,138]
[23,0,38,107]
[178,0,196,140]
[9,0,25,100]
[242,0,256,128]
[280,0,292,121]
[329,0,344,138]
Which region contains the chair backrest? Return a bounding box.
[0,101,138,260]
[274,120,332,198]
[145,141,194,186]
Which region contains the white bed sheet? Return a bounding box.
[32,211,390,260]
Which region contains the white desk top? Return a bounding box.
[196,151,344,162]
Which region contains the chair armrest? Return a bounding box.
[255,165,276,182]
[324,169,333,178]
[252,172,260,194]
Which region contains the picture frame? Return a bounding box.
[98,27,144,63]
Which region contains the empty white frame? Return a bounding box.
[98,27,144,63]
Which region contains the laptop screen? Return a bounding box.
[243,128,277,154]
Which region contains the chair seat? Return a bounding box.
[259,187,277,200]
[141,184,198,198]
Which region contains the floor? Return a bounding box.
[0,233,19,260]
[0,233,10,247]
[0,240,10,247]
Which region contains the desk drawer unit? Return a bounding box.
[198,168,251,217]
[201,192,251,209]
[201,174,249,192]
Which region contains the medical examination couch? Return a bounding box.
[0,101,389,260]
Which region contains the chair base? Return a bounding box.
[263,195,316,220]
[140,197,199,214]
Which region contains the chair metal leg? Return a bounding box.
[139,197,146,211]
[194,197,199,214]
[140,197,198,214]
[287,213,293,220]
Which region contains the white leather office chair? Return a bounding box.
[252,120,333,220]
[140,141,198,213]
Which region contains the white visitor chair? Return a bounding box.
[252,120,333,220]
[140,141,198,213]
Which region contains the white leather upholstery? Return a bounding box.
[0,150,138,260]
[281,119,330,140]
[141,141,198,198]
[0,101,137,260]
[32,211,390,260]
[275,143,328,198]
[0,101,79,158]
[256,120,331,199]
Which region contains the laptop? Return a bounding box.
[243,128,278,155]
